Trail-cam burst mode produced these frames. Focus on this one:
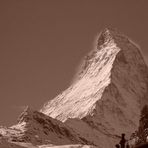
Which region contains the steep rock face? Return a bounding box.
[128,105,148,147]
[41,28,148,148]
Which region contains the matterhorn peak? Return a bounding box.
[97,27,126,48]
[41,28,148,148]
[97,27,115,47]
[76,27,137,79]
[41,28,148,123]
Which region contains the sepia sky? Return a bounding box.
[0,0,148,126]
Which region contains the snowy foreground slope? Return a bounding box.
[1,28,148,148]
[0,107,96,148]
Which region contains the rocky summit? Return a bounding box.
[1,28,148,148]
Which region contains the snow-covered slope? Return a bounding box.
[41,28,148,148]
[0,107,96,148]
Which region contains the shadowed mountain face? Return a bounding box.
[1,28,148,148]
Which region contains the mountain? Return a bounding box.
[0,107,96,148]
[0,28,148,148]
[41,28,148,147]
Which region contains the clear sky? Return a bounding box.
[0,0,148,126]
